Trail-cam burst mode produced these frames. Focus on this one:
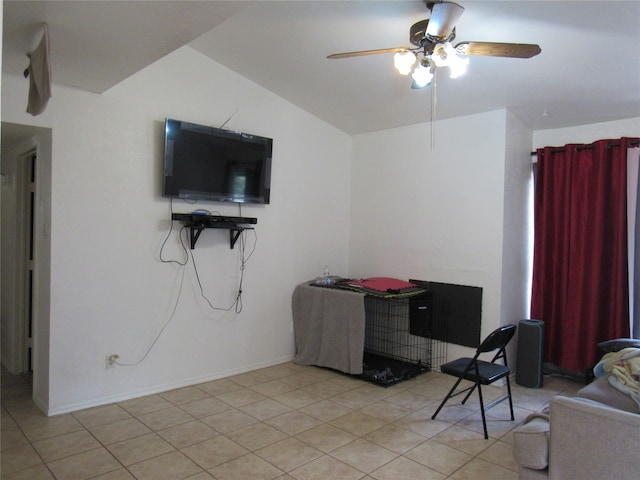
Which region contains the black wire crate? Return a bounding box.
[360,294,446,386]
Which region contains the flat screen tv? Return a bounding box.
[163,118,272,204]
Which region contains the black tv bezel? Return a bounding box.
[162,118,272,205]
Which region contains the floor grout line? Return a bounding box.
[1,362,582,480]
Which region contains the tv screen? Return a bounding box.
[163,118,272,204]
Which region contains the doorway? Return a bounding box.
[1,122,52,412]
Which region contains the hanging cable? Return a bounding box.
[431,70,438,150]
[219,108,239,130]
[117,201,257,366]
[159,198,188,266]
[115,264,186,367]
[189,227,257,314]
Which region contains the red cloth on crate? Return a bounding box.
[347,277,417,292]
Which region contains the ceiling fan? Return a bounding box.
[327,1,541,89]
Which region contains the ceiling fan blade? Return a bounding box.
[327,47,411,59]
[455,41,541,58]
[425,2,465,41]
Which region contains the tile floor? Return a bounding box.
[1,362,582,480]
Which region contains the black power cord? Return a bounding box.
[117,200,258,366]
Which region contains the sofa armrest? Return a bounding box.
[512,417,550,470]
[549,395,640,480]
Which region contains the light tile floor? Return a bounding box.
[1,362,582,480]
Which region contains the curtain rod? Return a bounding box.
[530,139,640,156]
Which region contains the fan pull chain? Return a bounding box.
[431,70,437,149]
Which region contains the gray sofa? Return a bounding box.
[512,375,640,480]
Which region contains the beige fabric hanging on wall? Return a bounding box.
[26,23,52,116]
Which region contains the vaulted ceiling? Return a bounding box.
[3,1,640,135]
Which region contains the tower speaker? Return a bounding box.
[516,319,544,388]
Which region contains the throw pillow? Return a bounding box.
[597,338,640,352]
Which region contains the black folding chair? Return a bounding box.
[431,324,517,439]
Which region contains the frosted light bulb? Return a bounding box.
[412,63,434,88]
[394,51,416,75]
[448,54,469,78]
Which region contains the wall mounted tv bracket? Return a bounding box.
[171,213,257,249]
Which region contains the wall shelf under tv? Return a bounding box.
[171,213,257,249]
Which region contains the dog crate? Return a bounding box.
[359,292,447,386]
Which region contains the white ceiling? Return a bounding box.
[3,1,640,136]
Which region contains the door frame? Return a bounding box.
[1,124,52,413]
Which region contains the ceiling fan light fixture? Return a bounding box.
[431,42,452,67]
[430,42,468,77]
[411,62,434,88]
[327,1,541,90]
[393,50,416,75]
[447,53,469,78]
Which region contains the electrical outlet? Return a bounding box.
[105,354,119,369]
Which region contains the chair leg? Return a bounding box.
[431,376,464,420]
[506,376,515,421]
[476,383,488,440]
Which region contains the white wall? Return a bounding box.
[0,138,24,372]
[533,117,640,148]
[501,112,535,364]
[2,46,352,415]
[349,109,518,360]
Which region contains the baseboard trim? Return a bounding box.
[45,354,294,417]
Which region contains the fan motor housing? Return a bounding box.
[410,19,455,47]
[410,19,429,46]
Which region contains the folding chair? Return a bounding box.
[431,324,517,439]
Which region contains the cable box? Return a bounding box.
[172,213,257,225]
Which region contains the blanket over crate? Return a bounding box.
[292,282,366,374]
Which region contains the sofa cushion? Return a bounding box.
[512,417,549,470]
[576,374,640,413]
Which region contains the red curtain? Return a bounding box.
[531,138,637,371]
